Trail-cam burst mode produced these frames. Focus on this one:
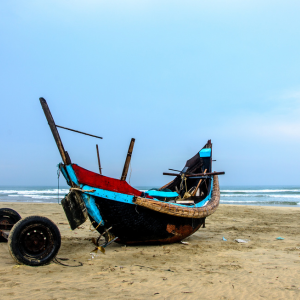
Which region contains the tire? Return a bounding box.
[0,208,21,242]
[8,216,61,266]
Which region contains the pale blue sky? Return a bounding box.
[1,1,300,187]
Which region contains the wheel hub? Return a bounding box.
[24,230,47,253]
[19,224,54,258]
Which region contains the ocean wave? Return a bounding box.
[30,195,60,199]
[221,194,300,198]
[220,200,258,203]
[0,199,56,203]
[220,200,300,205]
[221,189,300,193]
[0,189,69,195]
[8,194,60,199]
[0,190,19,194]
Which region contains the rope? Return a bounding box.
[96,226,113,245]
[53,257,83,267]
[57,167,61,205]
[89,220,102,232]
[70,187,95,193]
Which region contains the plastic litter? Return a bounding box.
[235,239,249,243]
[222,237,227,241]
[181,241,189,245]
[276,237,284,240]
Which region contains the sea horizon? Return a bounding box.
[0,185,300,207]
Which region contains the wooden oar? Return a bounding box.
[192,169,207,197]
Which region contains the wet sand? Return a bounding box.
[0,202,300,299]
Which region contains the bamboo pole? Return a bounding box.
[121,138,135,181]
[39,97,71,165]
[96,144,102,175]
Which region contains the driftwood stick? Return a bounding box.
[192,169,207,197]
[121,138,135,181]
[96,144,102,175]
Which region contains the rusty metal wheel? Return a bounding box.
[8,216,61,266]
[0,208,21,242]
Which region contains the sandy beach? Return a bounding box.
[0,202,300,299]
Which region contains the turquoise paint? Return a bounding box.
[59,164,71,186]
[82,184,135,204]
[194,177,213,207]
[65,165,79,185]
[80,193,104,226]
[145,190,178,198]
[199,148,211,158]
[61,163,214,217]
[80,180,213,208]
[62,165,104,226]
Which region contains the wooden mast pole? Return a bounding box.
[96,144,102,175]
[39,97,71,165]
[121,138,135,181]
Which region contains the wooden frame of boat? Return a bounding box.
[39,97,224,245]
[133,175,220,218]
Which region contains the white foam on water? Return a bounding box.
[29,195,59,199]
[221,189,300,193]
[17,189,69,195]
[270,195,300,198]
[8,194,61,199]
[0,189,69,194]
[220,200,258,203]
[221,194,300,198]
[222,194,261,197]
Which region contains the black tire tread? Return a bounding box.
[8,215,61,266]
[0,208,21,242]
[0,208,21,222]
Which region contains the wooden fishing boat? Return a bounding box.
[40,98,224,245]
